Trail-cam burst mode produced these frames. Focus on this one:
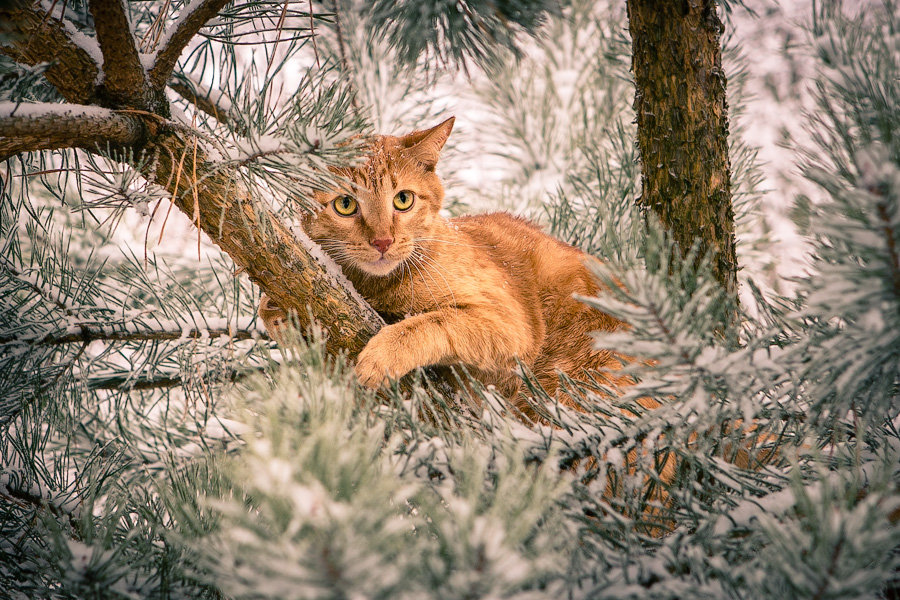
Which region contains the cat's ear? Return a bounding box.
[400,117,454,170]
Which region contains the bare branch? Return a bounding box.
[88,0,146,100]
[0,0,101,103]
[168,73,231,124]
[0,322,267,346]
[0,102,145,160]
[149,0,232,88]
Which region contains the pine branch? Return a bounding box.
[0,0,101,104]
[1,2,386,363]
[0,323,266,346]
[88,0,146,101]
[0,102,145,160]
[149,0,232,88]
[168,73,231,124]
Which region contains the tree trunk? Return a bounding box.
[627,0,739,308]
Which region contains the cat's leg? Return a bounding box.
[355,305,539,388]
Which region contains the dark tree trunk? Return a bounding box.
[627,0,739,310]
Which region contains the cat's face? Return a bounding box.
[304,118,454,277]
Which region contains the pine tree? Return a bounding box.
[0,1,898,599]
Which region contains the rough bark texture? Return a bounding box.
[0,0,101,104]
[0,0,385,360]
[627,0,739,302]
[89,0,146,104]
[0,104,146,159]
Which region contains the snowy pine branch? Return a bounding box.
[148,0,233,88]
[168,72,233,124]
[0,102,146,160]
[0,0,101,103]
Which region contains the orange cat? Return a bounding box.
[260,119,781,532]
[260,117,635,414]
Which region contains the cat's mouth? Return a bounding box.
[357,255,403,277]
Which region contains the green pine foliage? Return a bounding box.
[0,1,897,598]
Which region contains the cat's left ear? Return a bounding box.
[400,117,454,170]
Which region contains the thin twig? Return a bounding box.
[0,324,266,346]
[168,77,231,124]
[87,366,264,390]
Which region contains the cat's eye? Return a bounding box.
[333,195,358,216]
[393,190,414,211]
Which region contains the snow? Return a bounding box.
[291,224,376,322]
[149,0,211,72]
[38,0,104,74]
[0,101,115,120]
[221,134,288,162]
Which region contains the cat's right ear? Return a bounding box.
[400,117,454,170]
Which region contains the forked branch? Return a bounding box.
[0,0,386,363]
[0,102,145,160]
[149,0,232,88]
[88,0,146,100]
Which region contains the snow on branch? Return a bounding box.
[0,0,101,103]
[86,366,263,390]
[88,0,146,98]
[148,0,232,88]
[168,72,232,124]
[0,318,267,347]
[0,102,145,160]
[148,129,385,358]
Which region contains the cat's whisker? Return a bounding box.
[413,237,494,249]
[409,251,461,329]
[402,258,415,307]
[408,252,447,315]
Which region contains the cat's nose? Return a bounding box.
[371,237,393,255]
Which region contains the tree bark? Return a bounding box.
[89,0,147,104]
[0,0,101,104]
[627,0,739,306]
[0,103,146,159]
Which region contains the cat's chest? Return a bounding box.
[356,268,452,319]
[356,276,418,318]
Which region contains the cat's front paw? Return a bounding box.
[355,326,412,388]
[258,293,291,341]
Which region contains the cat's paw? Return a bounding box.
[258,293,291,341]
[355,327,411,388]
